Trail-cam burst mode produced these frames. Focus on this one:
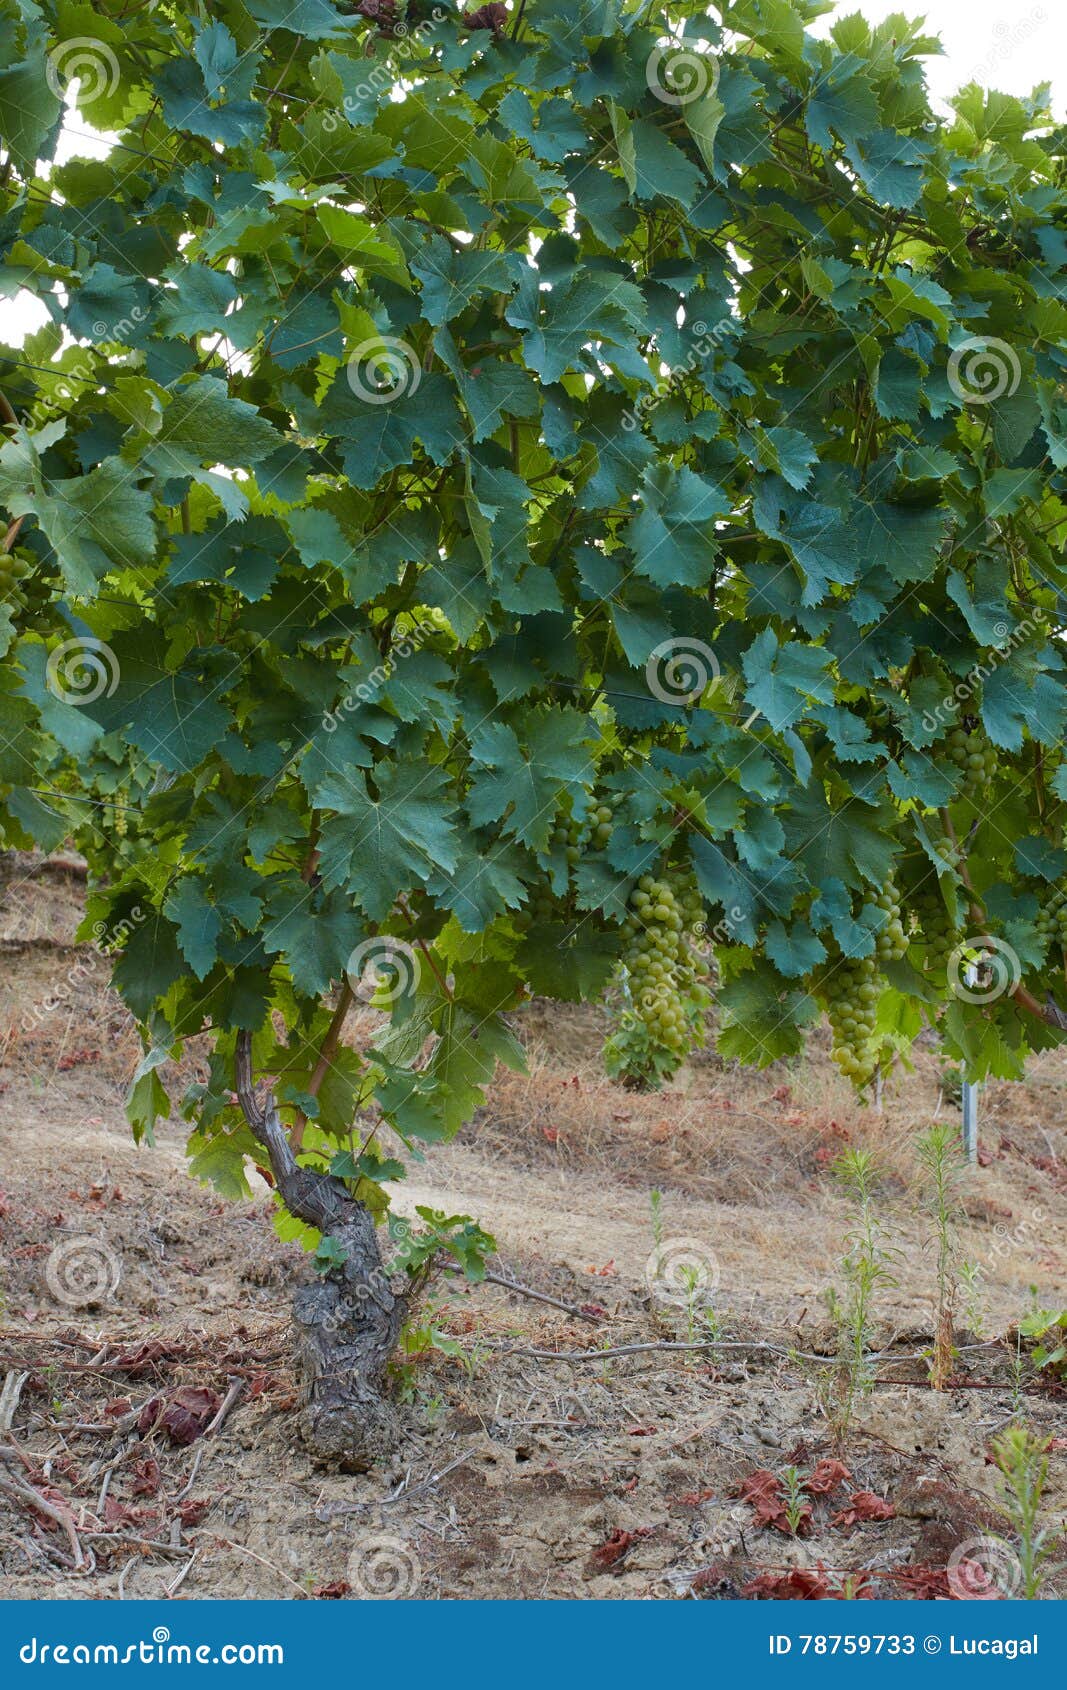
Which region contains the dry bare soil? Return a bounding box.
[0,853,1064,1601]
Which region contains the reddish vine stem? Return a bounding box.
[397,894,454,1001]
[291,981,355,1153]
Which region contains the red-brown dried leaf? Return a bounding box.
[103,1496,143,1527]
[115,1341,177,1377]
[160,1386,221,1446]
[137,1396,164,1434]
[28,1484,75,1534]
[691,1563,729,1593]
[312,1580,351,1599]
[895,1566,952,1598]
[590,1528,634,1569]
[588,1525,652,1571]
[177,1498,212,1526]
[743,1566,874,1600]
[739,1468,812,1534]
[831,1491,895,1527]
[742,1568,835,1600]
[804,1458,852,1495]
[57,1048,100,1072]
[130,1457,162,1497]
[739,1468,782,1504]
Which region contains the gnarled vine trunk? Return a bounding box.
[235,1033,405,1468]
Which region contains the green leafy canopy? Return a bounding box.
[4,0,1067,1229]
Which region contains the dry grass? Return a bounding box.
[469,1024,954,1208]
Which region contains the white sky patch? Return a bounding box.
[810,0,1064,114]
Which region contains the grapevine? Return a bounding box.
[3,0,1067,1458]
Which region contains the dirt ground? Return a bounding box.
[0,852,1065,1601]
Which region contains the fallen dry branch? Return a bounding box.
[205,1376,244,1437]
[444,1263,604,1323]
[0,1470,85,1568]
[0,1370,29,1431]
[480,1337,991,1368]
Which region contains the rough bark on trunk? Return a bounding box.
[235,1032,405,1469]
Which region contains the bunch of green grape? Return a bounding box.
[910,882,960,976]
[822,952,880,1086]
[548,811,581,866]
[945,725,997,796]
[607,865,711,1083]
[0,548,60,631]
[549,801,613,863]
[873,871,908,964]
[1033,889,1067,958]
[520,800,616,928]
